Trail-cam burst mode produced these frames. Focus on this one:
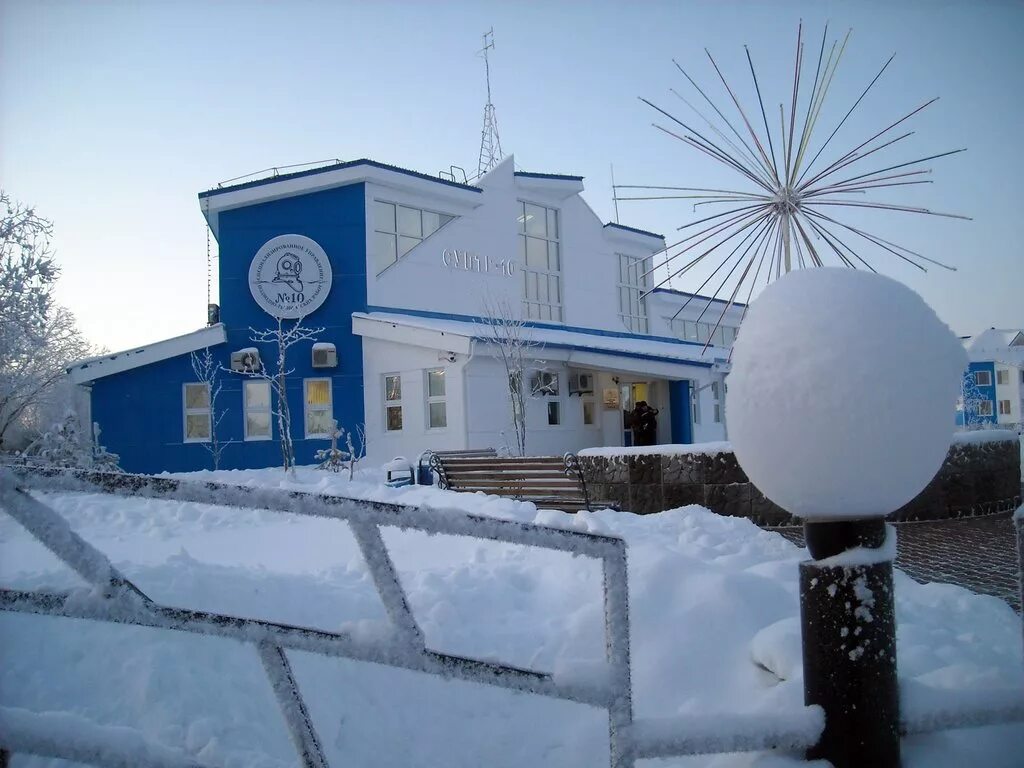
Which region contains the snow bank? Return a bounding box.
[578,442,732,458]
[1,464,1022,767]
[951,429,1019,445]
[0,706,202,768]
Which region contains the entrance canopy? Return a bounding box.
[352,310,726,379]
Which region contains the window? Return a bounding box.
[617,254,650,333]
[975,370,992,386]
[518,201,562,322]
[582,399,596,426]
[304,379,333,438]
[244,381,272,440]
[978,400,993,416]
[530,371,560,425]
[373,200,454,274]
[384,374,403,431]
[998,399,1012,415]
[183,383,211,442]
[547,401,561,426]
[426,369,447,429]
[691,384,701,426]
[711,381,722,423]
[996,369,1009,385]
[667,318,738,346]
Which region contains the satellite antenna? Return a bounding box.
[477,28,504,178]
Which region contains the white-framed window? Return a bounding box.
[978,400,993,416]
[998,399,1012,415]
[667,318,738,346]
[547,400,561,426]
[996,369,1009,385]
[711,381,722,423]
[518,200,563,322]
[691,383,701,426]
[975,370,992,387]
[582,398,597,427]
[244,380,272,440]
[617,253,650,333]
[384,374,403,431]
[373,200,454,275]
[530,371,561,426]
[426,369,447,429]
[1020,370,1024,384]
[304,378,334,438]
[183,383,211,443]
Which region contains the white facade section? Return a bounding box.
[354,311,726,462]
[365,157,669,334]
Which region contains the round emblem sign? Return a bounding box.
[248,235,333,319]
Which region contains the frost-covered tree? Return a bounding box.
[0,192,92,450]
[236,317,324,474]
[478,296,542,457]
[191,347,232,470]
[315,420,366,479]
[958,371,989,430]
[29,410,121,472]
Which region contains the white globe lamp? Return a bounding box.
[727,268,966,522]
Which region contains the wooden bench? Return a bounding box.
[426,452,616,513]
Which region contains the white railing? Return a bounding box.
[0,466,1021,767]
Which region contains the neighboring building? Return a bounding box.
[69,156,740,474]
[956,329,1024,428]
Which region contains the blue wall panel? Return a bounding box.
[668,380,693,444]
[90,184,367,474]
[956,361,997,426]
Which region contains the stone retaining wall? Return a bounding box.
[578,436,1021,525]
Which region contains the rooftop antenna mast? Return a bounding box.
[477,28,504,178]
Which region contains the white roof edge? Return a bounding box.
[201,165,483,237]
[352,313,473,355]
[602,225,666,249]
[353,311,725,367]
[69,324,228,384]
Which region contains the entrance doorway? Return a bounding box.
[621,381,652,446]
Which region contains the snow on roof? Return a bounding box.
[651,287,749,309]
[602,222,665,242]
[68,324,228,384]
[514,170,584,182]
[352,311,726,369]
[964,327,1024,366]
[200,158,482,199]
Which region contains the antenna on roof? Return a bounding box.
[476,28,504,178]
[610,164,620,224]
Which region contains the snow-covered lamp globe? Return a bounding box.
[727,268,966,768]
[728,267,966,523]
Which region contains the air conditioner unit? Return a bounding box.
[231,348,261,372]
[568,372,594,396]
[312,343,338,368]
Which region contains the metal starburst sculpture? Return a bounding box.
[618,23,969,343]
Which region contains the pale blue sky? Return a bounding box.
[2,0,1021,351]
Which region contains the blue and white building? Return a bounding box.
[69,157,741,474]
[956,328,1024,428]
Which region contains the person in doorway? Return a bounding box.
[631,401,659,446]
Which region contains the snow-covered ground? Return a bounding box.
[1,464,1022,767]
